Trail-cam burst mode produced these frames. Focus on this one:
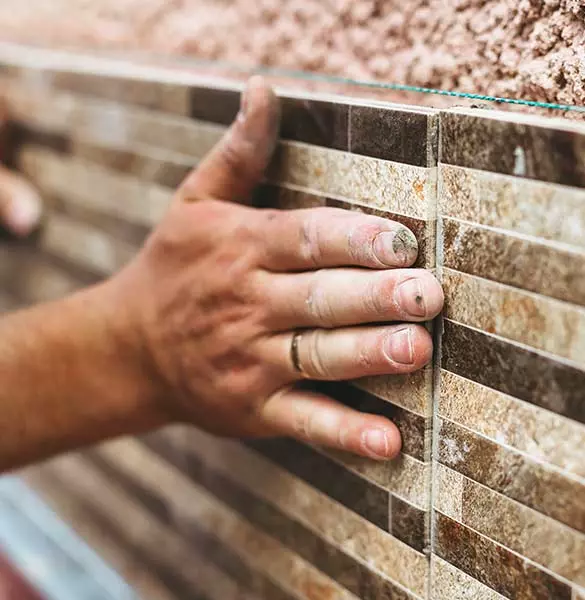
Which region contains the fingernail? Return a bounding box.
[6,192,41,236]
[362,429,390,459]
[386,327,414,364]
[373,228,418,266]
[396,278,426,317]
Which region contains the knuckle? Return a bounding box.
[307,271,335,327]
[365,276,391,318]
[304,330,331,379]
[300,212,322,267]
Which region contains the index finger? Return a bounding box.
[259,206,419,271]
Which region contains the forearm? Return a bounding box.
[0,280,166,472]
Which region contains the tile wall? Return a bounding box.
[0,49,583,600]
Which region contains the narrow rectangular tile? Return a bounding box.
[190,85,240,125]
[439,371,585,479]
[151,427,429,597]
[350,106,433,167]
[460,475,585,586]
[434,512,572,599]
[443,268,585,366]
[442,218,585,307]
[94,439,365,600]
[245,437,390,531]
[434,464,464,522]
[253,184,326,209]
[441,111,585,187]
[439,165,585,250]
[431,555,507,600]
[267,142,435,220]
[40,456,272,600]
[280,96,348,150]
[326,198,436,269]
[388,495,427,553]
[437,418,585,533]
[442,320,585,424]
[310,381,430,461]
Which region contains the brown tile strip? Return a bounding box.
[389,495,428,554]
[86,453,294,600]
[244,436,390,531]
[350,106,434,167]
[442,218,585,307]
[437,418,585,533]
[309,381,429,461]
[253,183,326,210]
[326,198,435,269]
[440,112,585,187]
[146,435,418,599]
[442,320,585,424]
[4,121,70,168]
[280,96,349,150]
[434,512,572,600]
[190,85,240,125]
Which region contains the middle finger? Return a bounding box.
[258,268,443,330]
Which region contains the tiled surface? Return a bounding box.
[0,50,583,600]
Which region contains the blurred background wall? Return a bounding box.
[0,0,583,106]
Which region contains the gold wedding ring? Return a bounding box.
[290,331,309,378]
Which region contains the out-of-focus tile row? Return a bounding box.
[0,48,583,600]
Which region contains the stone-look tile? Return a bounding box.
[319,446,430,510]
[70,139,192,189]
[442,320,585,424]
[154,427,429,598]
[460,476,585,586]
[442,218,585,307]
[326,199,436,269]
[441,111,585,187]
[40,215,136,277]
[280,96,349,150]
[95,440,369,600]
[267,142,435,220]
[434,464,463,522]
[439,371,585,479]
[437,419,585,533]
[389,495,428,553]
[38,456,273,600]
[439,165,585,249]
[245,437,390,530]
[443,269,585,366]
[350,106,434,167]
[310,381,430,461]
[431,556,508,600]
[19,147,172,227]
[254,184,326,210]
[26,470,177,600]
[434,512,572,600]
[51,70,191,115]
[352,367,433,417]
[190,85,240,125]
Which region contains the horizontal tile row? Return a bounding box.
[148,427,428,597]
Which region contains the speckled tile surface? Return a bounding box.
[0,48,584,600]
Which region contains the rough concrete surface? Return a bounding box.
[0,0,583,106]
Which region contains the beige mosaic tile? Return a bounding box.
[95,439,361,600]
[319,446,429,510]
[439,370,585,479]
[352,367,433,417]
[461,474,585,586]
[19,147,172,227]
[171,427,429,598]
[443,268,585,366]
[39,457,267,600]
[440,165,585,250]
[430,555,507,600]
[268,142,436,220]
[434,464,463,522]
[41,215,136,276]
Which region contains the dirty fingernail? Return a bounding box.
[386,327,414,364]
[396,277,426,317]
[373,228,418,266]
[362,429,391,459]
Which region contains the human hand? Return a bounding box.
[113,77,444,460]
[0,165,42,237]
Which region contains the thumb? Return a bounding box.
[179,76,280,204]
[0,166,42,237]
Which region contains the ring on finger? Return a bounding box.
[290,330,310,378]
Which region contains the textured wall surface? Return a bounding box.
[0,1,583,106]
[0,48,584,600]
